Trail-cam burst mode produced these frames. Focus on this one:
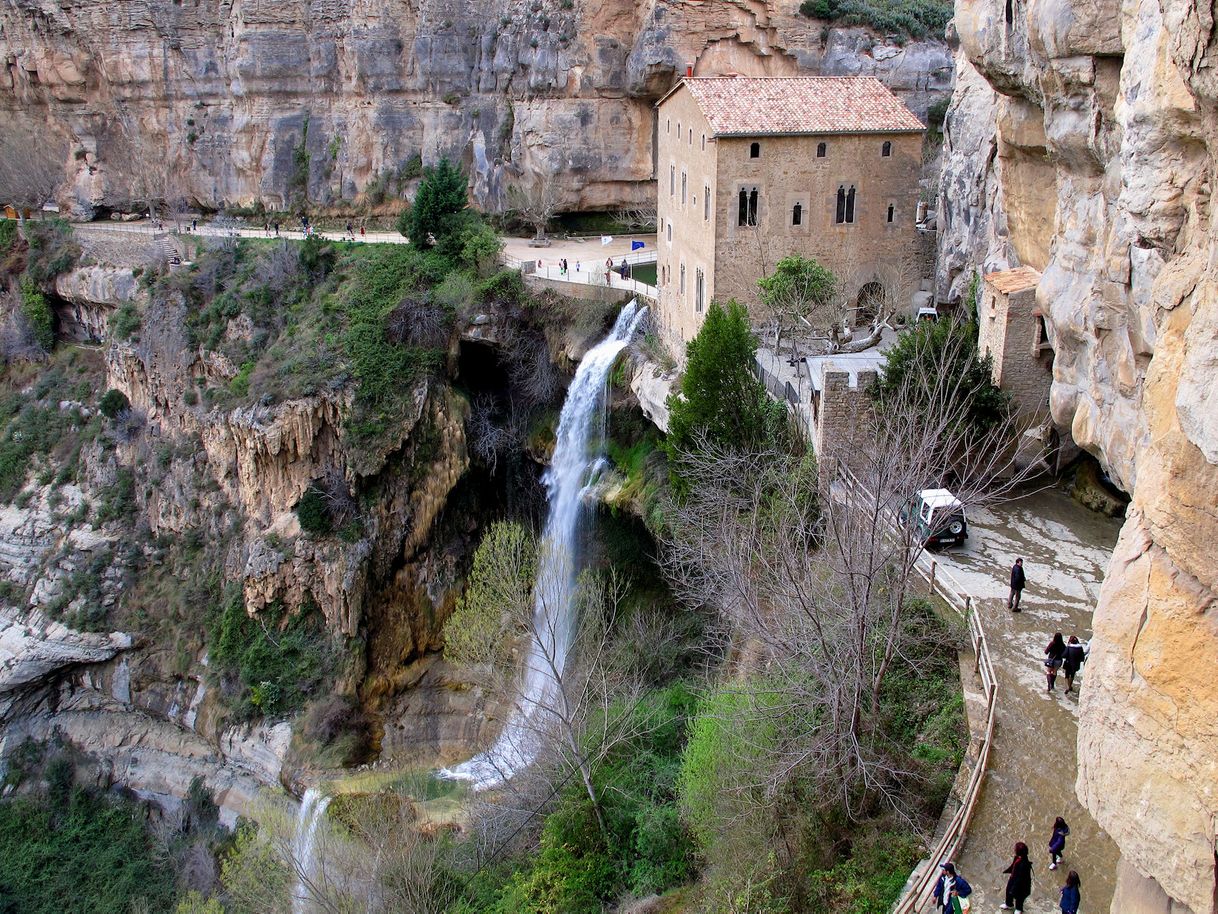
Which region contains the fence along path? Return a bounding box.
[833,462,998,914]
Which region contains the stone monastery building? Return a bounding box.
[654,76,925,348]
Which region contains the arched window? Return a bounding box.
[669,165,675,196]
[701,134,706,150]
[748,188,759,225]
[835,186,846,224]
[792,203,803,226]
[679,263,686,295]
[749,142,760,159]
[886,203,895,223]
[704,185,710,221]
[738,189,749,226]
[816,142,827,158]
[881,141,892,157]
[695,268,705,313]
[845,185,856,223]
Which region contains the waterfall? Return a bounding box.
[445,300,647,788]
[292,787,331,913]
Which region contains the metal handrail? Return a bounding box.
[834,461,1000,914]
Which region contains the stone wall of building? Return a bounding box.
[814,369,877,471]
[979,281,1054,419]
[656,88,718,352]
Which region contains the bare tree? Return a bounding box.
[615,200,657,232]
[660,324,1033,821]
[507,175,561,245]
[0,124,67,228]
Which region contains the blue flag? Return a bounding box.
[631,240,645,251]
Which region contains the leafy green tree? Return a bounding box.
[459,221,504,278]
[757,254,837,352]
[871,316,1009,435]
[665,300,782,460]
[405,159,468,250]
[443,520,537,666]
[19,278,53,352]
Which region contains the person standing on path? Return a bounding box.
[932,862,972,914]
[1062,635,1086,693]
[1045,633,1067,692]
[1008,558,1027,610]
[1000,841,1033,913]
[1048,816,1070,869]
[1059,870,1081,914]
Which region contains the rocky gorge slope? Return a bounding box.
[937,0,1218,911]
[0,0,951,216]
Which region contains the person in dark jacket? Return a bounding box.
[932,862,972,913]
[1062,635,1086,693]
[1048,816,1070,869]
[1045,633,1067,692]
[1060,870,1081,913]
[1001,841,1033,912]
[1008,558,1026,610]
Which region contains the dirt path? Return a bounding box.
[930,487,1122,913]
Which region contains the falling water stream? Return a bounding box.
[444,300,647,788]
[292,787,331,914]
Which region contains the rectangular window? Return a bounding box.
[679,263,686,295]
[695,268,705,313]
[669,165,674,196]
[704,185,710,221]
[681,172,687,206]
[666,222,672,243]
[738,187,759,227]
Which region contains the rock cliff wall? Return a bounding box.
[0,0,951,216]
[940,0,1218,910]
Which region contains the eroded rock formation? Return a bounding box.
[0,0,951,217]
[939,0,1218,910]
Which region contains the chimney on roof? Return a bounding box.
[686,64,693,78]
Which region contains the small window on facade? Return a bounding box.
[681,171,687,205]
[835,185,856,224]
[704,185,710,221]
[882,141,892,157]
[701,134,706,150]
[816,142,827,158]
[679,263,686,295]
[748,188,758,226]
[886,203,895,223]
[669,165,675,196]
[749,141,760,159]
[678,122,682,139]
[688,130,692,145]
[792,203,802,226]
[666,118,670,133]
[667,222,672,242]
[738,189,748,226]
[695,268,705,313]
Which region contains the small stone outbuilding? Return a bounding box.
[978,266,1053,419]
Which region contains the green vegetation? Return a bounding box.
[21,219,80,287]
[294,485,331,535]
[0,756,177,913]
[456,685,699,913]
[109,301,142,341]
[208,588,341,719]
[442,520,537,666]
[665,300,785,463]
[872,316,1010,435]
[403,158,468,248]
[99,388,130,419]
[18,278,53,352]
[800,0,952,40]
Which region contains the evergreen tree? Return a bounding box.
[404,159,468,249]
[665,300,781,459]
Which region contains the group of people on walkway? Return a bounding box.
[934,818,1081,913]
[1007,558,1089,695]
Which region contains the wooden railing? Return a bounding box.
[833,462,999,914]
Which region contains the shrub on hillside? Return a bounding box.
[19,279,53,352]
[295,485,331,535]
[800,0,952,40]
[99,388,130,419]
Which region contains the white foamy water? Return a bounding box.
[292,787,331,913]
[443,301,646,788]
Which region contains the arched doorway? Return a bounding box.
[855,281,885,325]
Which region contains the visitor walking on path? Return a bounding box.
[1059,870,1081,914]
[1045,633,1067,692]
[1062,636,1086,693]
[1048,816,1070,869]
[932,862,972,913]
[1001,841,1033,913]
[1008,558,1027,610]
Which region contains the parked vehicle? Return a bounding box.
[900,488,968,547]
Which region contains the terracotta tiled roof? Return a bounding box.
[984,266,1042,294]
[667,76,925,136]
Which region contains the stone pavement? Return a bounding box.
[930,487,1122,913]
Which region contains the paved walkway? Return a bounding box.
[500,233,656,268]
[932,488,1122,913]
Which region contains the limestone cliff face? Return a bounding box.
[0,0,950,216]
[940,0,1218,910]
